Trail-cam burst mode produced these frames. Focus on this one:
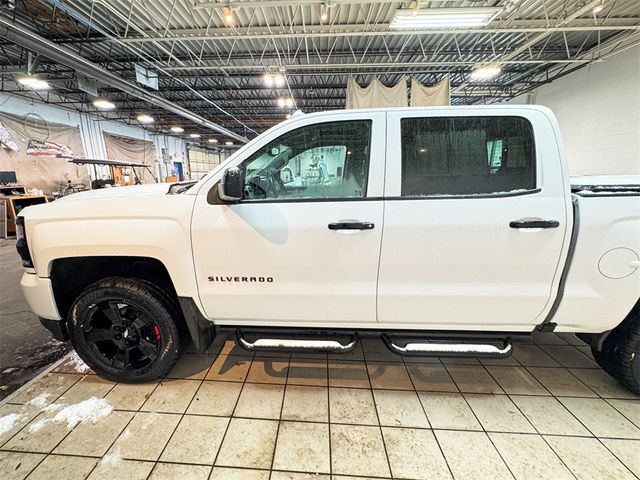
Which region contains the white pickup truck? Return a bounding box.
[16,106,640,392]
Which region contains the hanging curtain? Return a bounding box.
[410,75,451,107]
[346,77,408,109]
[103,133,156,184]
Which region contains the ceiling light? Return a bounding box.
[412,1,420,16]
[93,98,115,110]
[170,126,184,133]
[593,1,604,14]
[136,114,154,124]
[208,138,218,143]
[17,75,50,90]
[263,72,286,88]
[225,141,233,146]
[263,73,275,88]
[189,133,201,138]
[277,97,294,108]
[224,8,234,25]
[390,7,502,29]
[470,65,502,81]
[286,113,291,119]
[320,3,329,22]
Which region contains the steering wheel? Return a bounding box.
[267,169,287,198]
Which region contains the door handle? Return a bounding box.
[328,222,375,230]
[509,219,560,229]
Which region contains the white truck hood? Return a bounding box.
[55,183,172,202]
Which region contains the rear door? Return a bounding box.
[191,111,386,327]
[377,109,570,331]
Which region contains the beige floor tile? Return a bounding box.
[607,399,640,428]
[570,368,640,399]
[88,459,154,480]
[187,380,242,416]
[281,385,328,422]
[406,363,459,392]
[367,362,413,390]
[329,387,378,425]
[383,427,451,480]
[480,355,521,366]
[489,432,574,479]
[445,365,503,393]
[373,389,429,428]
[545,435,636,480]
[165,354,215,380]
[271,472,330,480]
[440,356,481,365]
[11,373,80,405]
[435,430,513,480]
[328,360,370,388]
[4,412,72,453]
[0,404,40,446]
[245,358,289,384]
[559,397,640,439]
[209,466,269,479]
[539,345,599,368]
[332,477,390,480]
[556,333,585,346]
[208,335,252,357]
[287,358,328,386]
[601,439,640,477]
[273,421,330,473]
[108,411,181,461]
[54,410,133,456]
[361,338,401,362]
[53,355,93,375]
[104,382,157,410]
[149,463,211,480]
[234,383,285,419]
[27,454,98,480]
[330,424,390,477]
[141,379,200,413]
[57,375,115,404]
[205,355,251,382]
[512,344,561,367]
[527,367,597,397]
[418,392,482,431]
[486,366,549,395]
[532,332,569,345]
[0,451,45,480]
[215,418,278,469]
[510,395,591,436]
[160,415,228,464]
[465,394,536,433]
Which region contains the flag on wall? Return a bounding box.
[26,139,76,158]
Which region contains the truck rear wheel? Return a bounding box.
[593,304,640,395]
[67,277,189,383]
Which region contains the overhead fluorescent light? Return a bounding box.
[208,138,218,143]
[93,98,115,110]
[225,141,233,146]
[137,114,154,124]
[189,133,201,138]
[470,65,502,81]
[170,126,184,133]
[17,75,50,90]
[390,7,502,29]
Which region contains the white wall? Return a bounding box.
[0,92,188,181]
[506,45,640,176]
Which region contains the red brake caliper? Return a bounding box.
[153,325,161,341]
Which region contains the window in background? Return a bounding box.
[401,116,536,196]
[188,149,220,180]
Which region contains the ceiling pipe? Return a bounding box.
[0,14,249,144]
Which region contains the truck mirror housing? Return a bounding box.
[218,167,244,202]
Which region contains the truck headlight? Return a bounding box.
[15,216,34,268]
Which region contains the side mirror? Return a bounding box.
[218,167,244,202]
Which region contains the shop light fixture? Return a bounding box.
[136,114,154,124]
[593,1,605,14]
[170,126,184,133]
[320,3,329,22]
[470,65,502,81]
[285,113,291,119]
[93,98,115,110]
[224,8,235,26]
[225,141,233,145]
[208,138,218,143]
[189,133,201,138]
[277,97,294,108]
[17,75,50,90]
[263,72,286,88]
[390,7,502,29]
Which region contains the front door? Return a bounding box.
[191,112,386,327]
[377,109,570,331]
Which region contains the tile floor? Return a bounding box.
[1,332,639,480]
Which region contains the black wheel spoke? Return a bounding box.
[103,302,124,325]
[130,315,149,331]
[138,338,157,358]
[86,329,113,343]
[112,348,130,369]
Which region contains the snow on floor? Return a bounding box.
[67,351,91,374]
[100,448,122,465]
[28,396,114,432]
[0,412,26,436]
[26,392,51,408]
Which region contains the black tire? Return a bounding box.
[594,303,640,395]
[68,277,189,383]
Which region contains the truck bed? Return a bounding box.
[571,175,640,196]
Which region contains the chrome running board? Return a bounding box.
[382,335,513,358]
[236,330,358,353]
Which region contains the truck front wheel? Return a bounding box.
[67,277,189,383]
[592,303,640,395]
